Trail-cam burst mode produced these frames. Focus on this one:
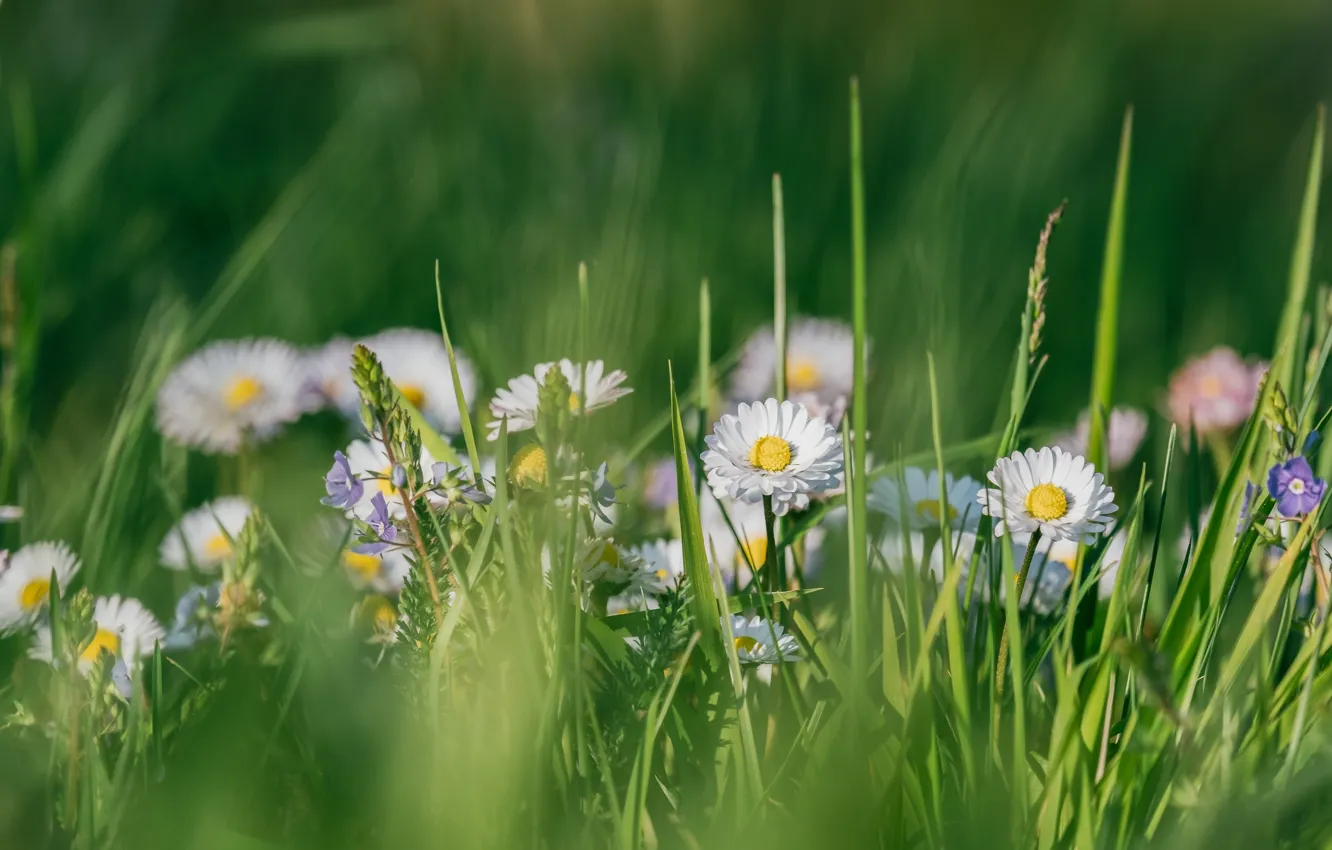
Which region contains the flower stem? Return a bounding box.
[995,529,1041,701]
[763,495,781,593]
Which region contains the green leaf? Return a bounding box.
[668,362,722,665]
[1272,105,1325,394]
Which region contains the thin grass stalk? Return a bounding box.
[434,260,483,484]
[848,77,870,684]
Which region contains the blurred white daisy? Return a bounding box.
[725,614,801,665]
[702,399,843,516]
[160,497,254,572]
[624,539,684,595]
[979,447,1117,543]
[342,547,411,595]
[352,594,400,645]
[486,359,632,440]
[31,595,165,674]
[730,317,857,405]
[582,540,646,587]
[303,336,357,413]
[156,339,309,454]
[1053,407,1149,472]
[348,329,478,435]
[959,536,1071,616]
[869,468,983,532]
[0,542,81,632]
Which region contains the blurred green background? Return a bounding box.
[4,1,1332,846]
[5,0,1332,481]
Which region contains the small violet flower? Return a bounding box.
[1267,456,1326,518]
[587,462,620,525]
[322,451,364,509]
[355,492,400,554]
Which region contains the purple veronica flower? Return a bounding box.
[354,492,400,554]
[322,451,364,509]
[587,462,620,525]
[1267,456,1326,518]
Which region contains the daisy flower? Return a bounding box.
[156,339,309,454]
[342,546,411,595]
[730,317,857,406]
[303,337,357,413]
[1167,347,1267,436]
[160,497,254,572]
[725,615,801,665]
[0,542,81,632]
[31,595,165,674]
[486,359,632,440]
[702,399,844,516]
[352,593,400,645]
[343,329,477,435]
[868,467,984,532]
[1053,407,1149,471]
[979,447,1117,543]
[624,539,685,595]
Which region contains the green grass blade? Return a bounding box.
[773,173,788,402]
[1272,105,1325,393]
[434,260,483,484]
[695,278,711,498]
[669,362,723,664]
[848,77,870,683]
[1085,106,1133,472]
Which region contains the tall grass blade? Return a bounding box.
[1272,105,1326,393]
[848,77,870,683]
[669,362,723,664]
[773,173,788,402]
[434,260,483,484]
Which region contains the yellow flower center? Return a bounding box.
[510,444,548,488]
[376,465,397,497]
[19,579,50,611]
[915,499,958,523]
[733,635,761,653]
[396,382,427,409]
[358,594,398,634]
[204,533,233,560]
[749,435,793,472]
[342,550,382,582]
[1025,483,1069,522]
[568,392,581,412]
[1198,375,1223,398]
[1290,479,1307,495]
[80,628,121,663]
[740,536,768,568]
[224,376,263,410]
[787,359,820,393]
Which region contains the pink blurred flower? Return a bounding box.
[1166,347,1267,436]
[1053,407,1149,471]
